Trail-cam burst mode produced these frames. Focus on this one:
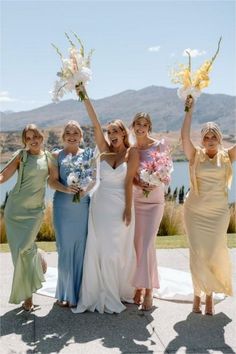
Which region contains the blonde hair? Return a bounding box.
[201,122,223,145]
[22,124,44,147]
[62,120,83,141]
[107,119,130,148]
[131,112,152,132]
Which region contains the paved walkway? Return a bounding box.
[0,249,235,354]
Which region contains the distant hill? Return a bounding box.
[1,86,236,133]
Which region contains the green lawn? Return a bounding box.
[0,234,235,252]
[156,234,236,249]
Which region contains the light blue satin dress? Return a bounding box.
[53,150,90,306]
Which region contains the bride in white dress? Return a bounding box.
[71,84,139,314]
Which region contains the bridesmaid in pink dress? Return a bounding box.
[131,112,169,310]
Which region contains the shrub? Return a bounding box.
[158,201,184,236]
[37,203,55,241]
[228,203,236,233]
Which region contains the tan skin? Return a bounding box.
[0,130,54,311]
[48,125,85,198]
[132,117,161,310]
[76,84,139,226]
[182,96,236,315]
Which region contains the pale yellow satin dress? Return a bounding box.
[184,147,233,297]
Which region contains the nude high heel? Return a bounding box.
[205,294,215,315]
[192,295,202,314]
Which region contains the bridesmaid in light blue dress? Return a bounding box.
[49,120,93,307]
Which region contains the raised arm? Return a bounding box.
[75,84,109,153]
[123,147,139,226]
[181,96,196,162]
[228,144,236,162]
[0,153,20,184]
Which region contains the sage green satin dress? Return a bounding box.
[4,149,50,304]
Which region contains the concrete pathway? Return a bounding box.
[1,249,235,354]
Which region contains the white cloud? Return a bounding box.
[148,46,160,52]
[0,91,18,102]
[183,48,206,57]
[0,91,39,105]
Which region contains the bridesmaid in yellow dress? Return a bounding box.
[182,96,236,315]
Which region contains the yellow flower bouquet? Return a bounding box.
[171,37,222,111]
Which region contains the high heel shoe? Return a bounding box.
[22,298,34,312]
[192,295,202,314]
[141,293,153,311]
[55,300,69,307]
[205,294,215,315]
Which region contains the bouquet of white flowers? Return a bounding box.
[51,32,94,102]
[62,147,96,203]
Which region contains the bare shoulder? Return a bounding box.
[9,150,22,165]
[14,151,22,162]
[51,150,60,159]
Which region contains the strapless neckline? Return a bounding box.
[101,160,126,170]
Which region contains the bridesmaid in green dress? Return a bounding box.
[0,124,53,311]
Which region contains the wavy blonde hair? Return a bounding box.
[62,120,83,141]
[131,112,152,132]
[22,124,44,147]
[107,119,130,148]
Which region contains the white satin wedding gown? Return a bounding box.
[72,160,136,314]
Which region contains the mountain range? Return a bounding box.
[1,86,236,133]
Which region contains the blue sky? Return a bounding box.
[1,0,236,112]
